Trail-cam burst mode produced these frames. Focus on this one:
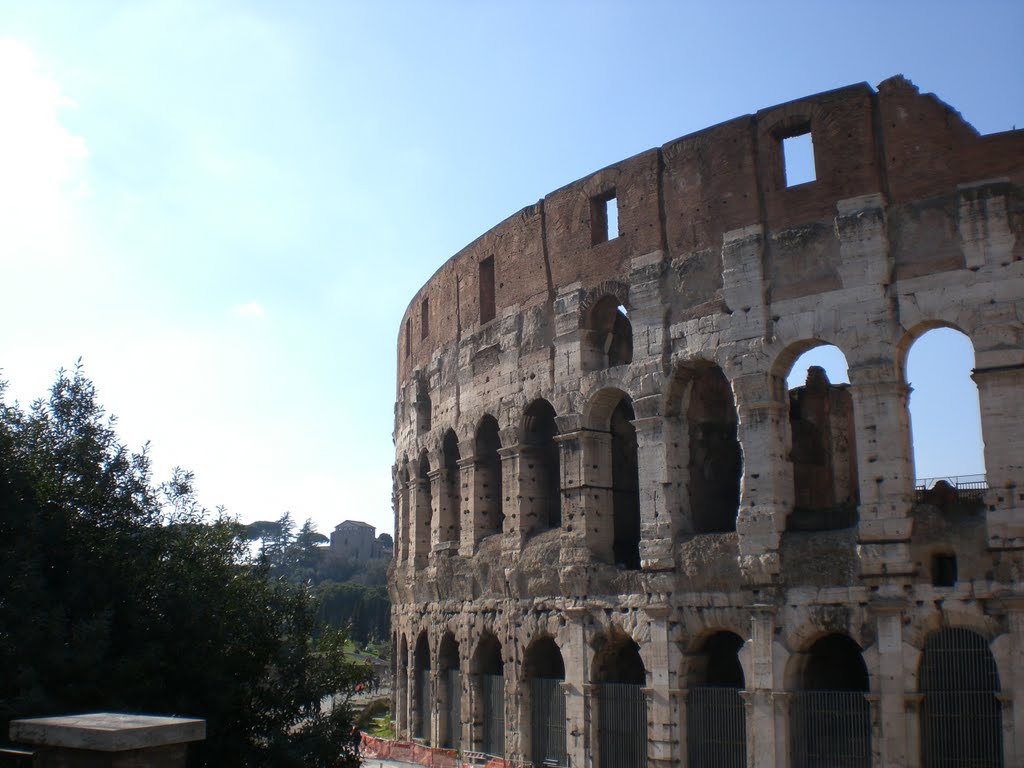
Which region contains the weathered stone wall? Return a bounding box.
[389,76,1024,767]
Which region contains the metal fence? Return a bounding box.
[596,682,647,768]
[915,474,988,503]
[688,686,747,768]
[416,668,431,743]
[790,690,871,768]
[531,677,567,767]
[445,669,461,749]
[920,628,1004,767]
[482,674,505,757]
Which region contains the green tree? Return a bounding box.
[0,366,368,767]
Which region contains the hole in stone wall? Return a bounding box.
[931,552,958,587]
[479,256,496,325]
[782,129,816,187]
[591,189,618,245]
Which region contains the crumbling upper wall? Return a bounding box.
[397,76,1024,389]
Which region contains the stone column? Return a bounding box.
[410,477,432,569]
[10,713,205,768]
[563,607,588,768]
[733,374,792,583]
[498,441,527,555]
[869,600,909,767]
[645,605,673,767]
[632,395,673,571]
[397,476,411,566]
[742,605,783,768]
[973,364,1024,549]
[1000,596,1024,764]
[457,455,477,556]
[848,363,915,579]
[429,468,457,554]
[558,428,614,565]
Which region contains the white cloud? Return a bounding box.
[234,301,266,318]
[0,39,88,261]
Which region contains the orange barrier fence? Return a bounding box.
[359,733,517,768]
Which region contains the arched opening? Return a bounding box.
[593,634,647,768]
[522,399,561,534]
[790,633,870,768]
[413,632,431,744]
[397,633,409,735]
[416,383,432,434]
[685,365,743,533]
[415,451,432,567]
[919,628,1003,767]
[785,344,859,531]
[687,631,747,767]
[474,415,504,541]
[611,396,641,569]
[523,637,567,768]
[437,633,461,750]
[905,327,986,502]
[583,295,633,370]
[472,633,504,757]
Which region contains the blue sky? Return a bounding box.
[1,1,1021,536]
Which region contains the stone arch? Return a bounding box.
[471,632,505,757]
[413,631,432,743]
[582,294,633,370]
[474,414,504,541]
[919,627,1003,767]
[789,633,871,768]
[899,322,986,492]
[585,388,641,568]
[397,632,410,735]
[521,399,561,534]
[670,361,743,534]
[774,340,859,531]
[685,630,747,768]
[522,636,567,768]
[592,630,647,768]
[437,631,461,750]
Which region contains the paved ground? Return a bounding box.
[359,759,420,768]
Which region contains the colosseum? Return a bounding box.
[387,76,1024,768]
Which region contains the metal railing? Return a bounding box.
[915,474,988,503]
[790,690,871,768]
[531,677,567,767]
[482,674,505,757]
[596,682,647,768]
[416,668,431,743]
[687,686,747,768]
[920,628,1004,767]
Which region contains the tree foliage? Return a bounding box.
[0,366,367,767]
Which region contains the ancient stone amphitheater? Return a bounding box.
[388,76,1024,767]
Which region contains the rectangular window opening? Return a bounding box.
[591,189,618,245]
[405,318,411,357]
[782,129,816,187]
[421,298,429,340]
[479,256,496,324]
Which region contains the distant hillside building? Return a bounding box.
[330,520,392,562]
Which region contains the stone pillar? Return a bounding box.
[457,455,477,556]
[848,363,915,579]
[633,396,673,571]
[733,374,792,583]
[410,477,432,569]
[563,607,588,768]
[645,605,673,767]
[1000,597,1024,764]
[429,468,458,554]
[870,600,909,767]
[498,441,528,554]
[973,364,1024,549]
[10,713,205,768]
[742,605,783,768]
[558,429,613,565]
[397,477,411,565]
